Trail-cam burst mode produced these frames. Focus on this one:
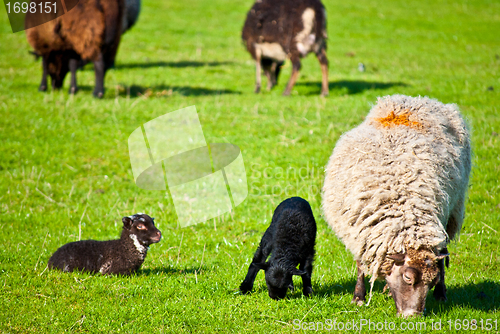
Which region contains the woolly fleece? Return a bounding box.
[322,95,471,284]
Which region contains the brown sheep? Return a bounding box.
[242,0,329,96]
[25,0,124,98]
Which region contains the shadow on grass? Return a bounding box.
[123,84,241,97]
[115,60,233,70]
[139,266,210,276]
[426,280,500,313]
[296,80,408,95]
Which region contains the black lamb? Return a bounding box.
[240,197,317,300]
[48,213,161,275]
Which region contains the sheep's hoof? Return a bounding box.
[254,86,261,94]
[433,286,447,302]
[351,296,365,306]
[288,283,295,291]
[39,85,47,92]
[282,90,291,96]
[93,90,104,99]
[239,282,253,294]
[321,91,329,97]
[303,287,313,297]
[69,86,78,95]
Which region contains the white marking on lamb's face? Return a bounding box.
[129,234,147,254]
[140,218,145,222]
[255,43,287,62]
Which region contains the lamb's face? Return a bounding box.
[47,53,70,89]
[385,248,444,317]
[265,266,292,300]
[123,213,162,247]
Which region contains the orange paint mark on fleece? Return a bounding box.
[374,109,422,129]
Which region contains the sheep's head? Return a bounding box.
[122,213,162,248]
[253,262,305,300]
[47,52,71,89]
[385,248,448,317]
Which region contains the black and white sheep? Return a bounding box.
[240,197,317,299]
[242,0,329,96]
[48,213,161,275]
[322,95,471,316]
[25,0,124,97]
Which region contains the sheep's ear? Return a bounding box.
[122,216,133,229]
[388,253,406,265]
[436,252,449,261]
[252,262,269,271]
[291,268,307,276]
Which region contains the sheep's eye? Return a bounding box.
[403,273,412,284]
[136,224,146,230]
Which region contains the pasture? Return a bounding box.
[0,0,499,332]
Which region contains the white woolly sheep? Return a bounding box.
[322,95,471,316]
[48,213,161,275]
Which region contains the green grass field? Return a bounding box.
[0,0,499,332]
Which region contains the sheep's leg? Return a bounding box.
[270,61,279,88]
[68,58,79,95]
[316,48,329,97]
[433,247,448,302]
[39,55,49,92]
[352,260,366,305]
[93,53,105,98]
[254,53,262,93]
[283,56,301,96]
[299,255,314,297]
[264,64,273,91]
[240,234,273,294]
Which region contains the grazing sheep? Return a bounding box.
[322,95,471,316]
[240,197,317,299]
[242,0,329,96]
[25,0,124,97]
[48,213,161,275]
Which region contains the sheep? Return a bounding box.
[25,0,124,98]
[240,197,317,300]
[322,95,471,316]
[122,0,141,33]
[48,213,161,275]
[242,0,329,96]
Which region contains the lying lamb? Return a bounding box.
[48,213,161,275]
[322,95,471,316]
[240,197,317,299]
[242,0,329,96]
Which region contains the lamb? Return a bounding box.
[25,0,124,98]
[242,0,329,96]
[48,213,161,275]
[322,95,471,316]
[240,197,317,300]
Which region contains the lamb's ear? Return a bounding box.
[252,262,270,271]
[291,268,307,276]
[436,252,449,261]
[388,253,406,265]
[122,216,133,230]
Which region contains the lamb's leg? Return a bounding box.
[300,255,314,297]
[283,55,301,96]
[316,48,329,96]
[352,260,366,305]
[254,53,262,93]
[39,55,49,92]
[93,52,105,98]
[68,58,79,95]
[270,61,279,88]
[240,232,273,294]
[264,65,272,91]
[433,247,448,302]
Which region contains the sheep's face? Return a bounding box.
[122,213,162,246]
[385,248,447,317]
[47,53,71,89]
[264,266,293,300]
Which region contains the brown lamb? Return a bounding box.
[25,0,124,98]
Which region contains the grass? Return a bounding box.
[0,0,499,332]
